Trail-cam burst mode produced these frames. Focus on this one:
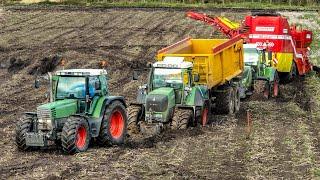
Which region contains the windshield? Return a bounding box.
[244,48,259,65]
[56,77,86,99]
[153,68,183,89]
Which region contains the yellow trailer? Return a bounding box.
[156,35,244,89]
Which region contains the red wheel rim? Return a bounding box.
[76,126,87,149]
[202,108,208,126]
[109,110,124,139]
[273,80,279,97]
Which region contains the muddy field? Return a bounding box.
[0,7,320,179]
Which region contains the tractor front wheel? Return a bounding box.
[97,101,127,146]
[127,105,143,136]
[15,116,33,151]
[172,109,193,130]
[61,116,90,154]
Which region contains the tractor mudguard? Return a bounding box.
[92,96,126,121]
[185,86,209,107]
[24,112,37,117]
[263,67,277,82]
[89,96,126,137]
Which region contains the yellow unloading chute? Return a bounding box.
[217,17,240,30]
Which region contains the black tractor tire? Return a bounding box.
[15,116,33,151]
[281,61,297,83]
[172,109,193,130]
[214,86,235,115]
[97,101,127,146]
[127,105,143,136]
[263,81,270,99]
[61,116,90,154]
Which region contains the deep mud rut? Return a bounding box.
[0,7,319,179]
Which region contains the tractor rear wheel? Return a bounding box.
[15,116,33,151]
[61,116,90,154]
[127,105,142,136]
[281,61,297,83]
[215,86,235,115]
[172,109,193,130]
[263,82,270,99]
[97,101,127,146]
[233,85,241,113]
[271,72,280,98]
[200,104,210,127]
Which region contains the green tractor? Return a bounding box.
[15,69,127,154]
[128,58,214,135]
[240,44,280,99]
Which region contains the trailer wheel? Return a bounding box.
[127,105,143,135]
[15,116,33,151]
[61,116,90,154]
[172,109,193,130]
[97,101,127,146]
[215,86,235,115]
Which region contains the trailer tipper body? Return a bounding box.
[128,36,244,135]
[156,36,244,89]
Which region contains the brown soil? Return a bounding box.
[0,7,319,179]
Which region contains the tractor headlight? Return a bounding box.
[37,107,53,130]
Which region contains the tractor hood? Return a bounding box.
[146,87,175,112]
[37,99,78,119]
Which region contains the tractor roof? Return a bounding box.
[55,69,107,76]
[153,57,193,69]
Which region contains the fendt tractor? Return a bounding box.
[240,43,280,99]
[187,11,313,82]
[15,69,128,154]
[128,36,244,135]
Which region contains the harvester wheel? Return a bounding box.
[127,105,143,135]
[15,116,33,151]
[214,86,235,115]
[61,116,90,154]
[172,109,193,130]
[97,101,127,146]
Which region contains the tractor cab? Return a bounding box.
[151,57,194,105]
[50,69,108,114]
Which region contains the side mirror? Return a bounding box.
[146,62,152,68]
[133,71,139,80]
[194,74,200,82]
[94,81,101,90]
[34,79,40,88]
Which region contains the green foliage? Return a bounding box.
[5,0,320,9]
